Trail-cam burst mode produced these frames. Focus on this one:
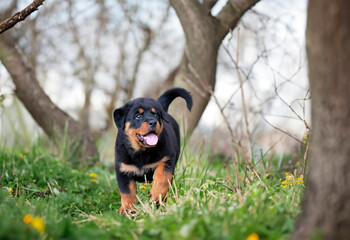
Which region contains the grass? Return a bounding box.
[0,144,304,240]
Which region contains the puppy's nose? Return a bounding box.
[148,120,157,128]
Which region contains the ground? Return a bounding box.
[0,144,304,240]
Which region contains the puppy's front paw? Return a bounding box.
[150,164,173,204]
[118,205,135,215]
[149,178,173,204]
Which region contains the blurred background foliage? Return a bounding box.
[0,0,309,166]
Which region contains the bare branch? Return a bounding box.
[274,85,311,130]
[261,115,303,144]
[216,0,260,41]
[226,28,252,162]
[126,4,171,100]
[0,39,98,161]
[0,0,45,34]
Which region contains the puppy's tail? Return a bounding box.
[157,88,193,113]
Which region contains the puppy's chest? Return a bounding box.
[119,155,168,176]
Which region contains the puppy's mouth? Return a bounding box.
[136,132,158,146]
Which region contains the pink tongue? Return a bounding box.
[144,133,158,146]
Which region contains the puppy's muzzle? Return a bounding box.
[147,119,157,130]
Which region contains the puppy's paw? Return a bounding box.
[118,205,138,216]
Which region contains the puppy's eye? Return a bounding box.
[135,114,142,119]
[153,113,158,118]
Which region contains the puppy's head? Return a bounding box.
[113,98,168,151]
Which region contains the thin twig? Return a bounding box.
[261,115,303,144]
[185,59,244,198]
[275,87,310,130]
[223,29,268,189]
[223,29,252,163]
[235,28,252,163]
[0,0,45,34]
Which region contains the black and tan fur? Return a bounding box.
[113,88,192,214]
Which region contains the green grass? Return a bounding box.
[0,145,304,240]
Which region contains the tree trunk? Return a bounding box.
[160,0,260,135]
[291,0,350,239]
[0,37,99,165]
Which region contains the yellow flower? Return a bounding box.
[286,174,294,181]
[139,185,146,190]
[89,173,97,178]
[280,172,304,188]
[20,153,24,158]
[246,233,259,240]
[8,187,13,194]
[23,214,33,224]
[49,237,54,240]
[31,216,45,234]
[91,179,99,184]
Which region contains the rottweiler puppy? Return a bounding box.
[113,88,193,214]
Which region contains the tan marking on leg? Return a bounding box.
[149,162,173,203]
[119,181,137,214]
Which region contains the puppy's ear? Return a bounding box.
[158,105,169,123]
[113,105,128,129]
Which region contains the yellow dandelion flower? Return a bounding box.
[91,179,99,184]
[246,233,259,240]
[139,185,146,190]
[31,216,45,234]
[8,187,13,194]
[89,173,97,178]
[23,214,33,224]
[20,153,24,158]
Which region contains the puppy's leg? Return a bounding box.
[117,174,137,214]
[150,162,173,204]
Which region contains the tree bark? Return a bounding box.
[163,0,259,135]
[291,0,350,239]
[0,37,99,165]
